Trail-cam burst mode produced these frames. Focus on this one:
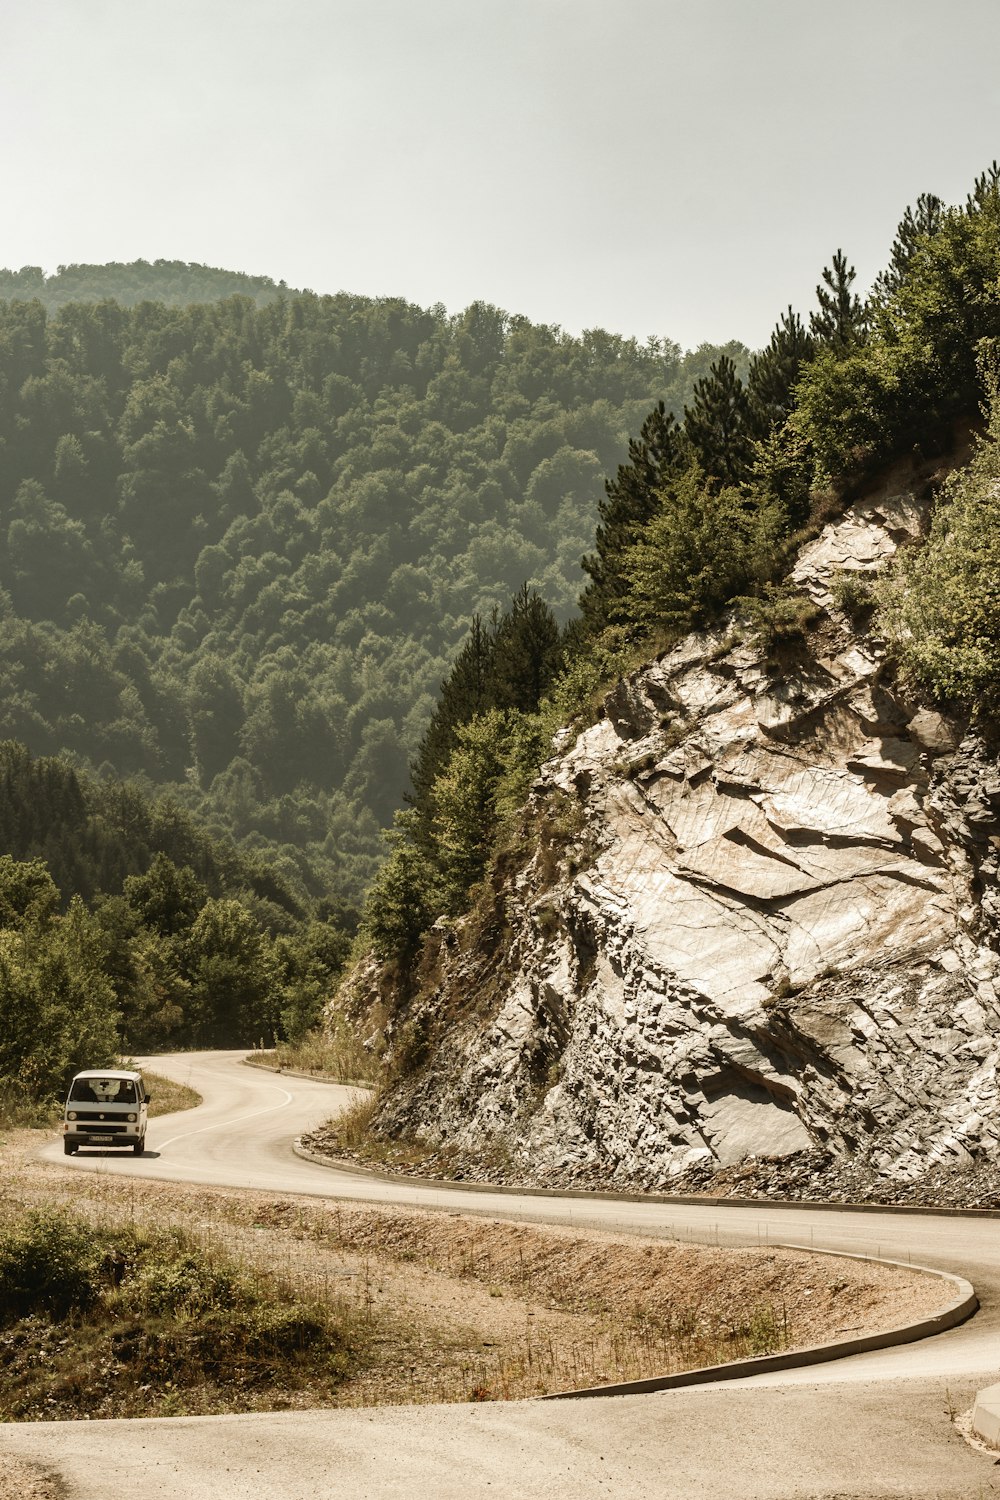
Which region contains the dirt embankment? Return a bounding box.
[0,1128,956,1414]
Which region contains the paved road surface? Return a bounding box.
[3,1051,999,1499]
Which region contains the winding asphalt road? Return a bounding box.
[3,1050,1000,1498]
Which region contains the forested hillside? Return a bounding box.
[0,271,746,899]
[0,738,352,1101]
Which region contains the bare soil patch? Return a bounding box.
[0,1457,62,1500]
[0,1129,955,1414]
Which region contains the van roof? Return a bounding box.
[71,1069,143,1082]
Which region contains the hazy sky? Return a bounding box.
[4,0,999,351]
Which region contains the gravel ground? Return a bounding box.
[670,1148,1000,1209]
[0,1458,62,1499]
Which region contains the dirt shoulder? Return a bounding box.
[0,1129,957,1411]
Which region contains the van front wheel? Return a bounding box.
[133,1138,145,1155]
[64,1140,78,1155]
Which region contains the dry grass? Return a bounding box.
[304,1100,465,1176]
[143,1070,201,1118]
[0,1127,952,1414]
[326,1090,379,1150]
[245,1017,380,1086]
[0,1088,53,1132]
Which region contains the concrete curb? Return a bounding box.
[291,1139,1000,1221]
[242,1058,373,1089]
[972,1384,1000,1448]
[291,1142,978,1403]
[542,1249,977,1400]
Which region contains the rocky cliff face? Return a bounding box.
[347,465,1000,1195]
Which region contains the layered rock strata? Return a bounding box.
[348,479,1000,1192]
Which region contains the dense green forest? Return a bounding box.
[0,265,747,902]
[0,738,352,1098]
[360,164,1000,983]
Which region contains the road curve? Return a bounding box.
[4,1050,1000,1499]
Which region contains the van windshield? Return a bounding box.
[68,1078,138,1104]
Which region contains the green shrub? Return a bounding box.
[548,626,653,730]
[829,569,876,623]
[878,381,1000,714]
[0,1209,100,1323]
[622,467,786,635]
[0,1205,355,1417]
[115,1242,242,1318]
[791,346,891,478]
[735,586,822,654]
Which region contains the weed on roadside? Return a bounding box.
[246,1013,381,1086]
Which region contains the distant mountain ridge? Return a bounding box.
[0,259,294,310]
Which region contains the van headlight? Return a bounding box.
[127,1113,137,1122]
[67,1111,77,1121]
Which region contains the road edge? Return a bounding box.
[242,1058,373,1089]
[291,1137,1000,1221]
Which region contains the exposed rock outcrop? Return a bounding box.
[341,475,1000,1196]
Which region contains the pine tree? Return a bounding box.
[490,584,562,714]
[683,356,754,486]
[409,585,563,816]
[360,835,435,963]
[965,160,1000,214]
[430,712,510,910]
[408,614,497,811]
[624,468,784,632]
[746,307,814,437]
[810,250,867,352]
[580,400,686,630]
[871,193,945,304]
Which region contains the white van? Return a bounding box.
[63,1069,149,1155]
